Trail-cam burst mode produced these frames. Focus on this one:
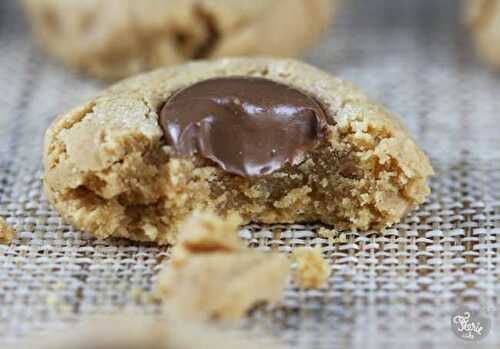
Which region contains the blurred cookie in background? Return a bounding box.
[21,0,335,81]
[23,315,283,349]
[464,0,500,68]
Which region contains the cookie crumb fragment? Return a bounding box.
[317,227,348,243]
[170,211,244,265]
[0,217,15,244]
[292,247,330,289]
[155,211,290,321]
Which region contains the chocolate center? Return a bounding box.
[159,77,327,177]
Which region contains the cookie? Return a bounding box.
[464,0,500,67]
[27,316,282,349]
[21,0,334,80]
[43,57,434,245]
[155,211,290,321]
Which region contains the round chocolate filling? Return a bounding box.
[159,77,327,177]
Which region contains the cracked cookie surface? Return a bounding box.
[22,0,334,80]
[43,57,434,245]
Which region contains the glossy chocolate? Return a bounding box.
[159,77,327,177]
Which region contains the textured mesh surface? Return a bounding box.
[1,0,499,348]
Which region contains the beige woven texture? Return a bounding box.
[0,0,499,348]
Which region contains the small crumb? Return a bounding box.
[338,233,348,243]
[318,227,338,240]
[170,210,244,265]
[155,211,290,321]
[317,227,347,243]
[320,178,329,187]
[0,217,16,244]
[143,223,159,240]
[292,247,331,289]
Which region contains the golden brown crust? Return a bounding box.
[22,0,334,80]
[43,57,434,245]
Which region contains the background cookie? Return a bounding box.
[26,316,281,349]
[43,57,433,245]
[21,0,334,80]
[464,0,500,67]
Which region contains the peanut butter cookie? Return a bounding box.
[43,57,434,245]
[465,0,500,67]
[22,0,334,80]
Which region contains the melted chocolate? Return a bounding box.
[159,77,327,177]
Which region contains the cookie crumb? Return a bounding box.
[155,211,290,321]
[292,247,330,289]
[170,210,244,265]
[318,227,338,240]
[317,227,348,243]
[0,217,15,244]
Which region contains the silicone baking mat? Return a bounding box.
[0,0,499,348]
